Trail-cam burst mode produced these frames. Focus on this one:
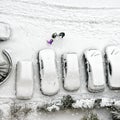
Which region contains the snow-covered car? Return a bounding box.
[0,22,11,41]
[38,49,59,96]
[105,45,120,89]
[83,49,105,92]
[16,61,34,100]
[61,53,80,91]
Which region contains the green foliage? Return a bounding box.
[11,104,32,119]
[94,99,102,108]
[82,112,99,120]
[36,105,48,112]
[107,106,120,120]
[60,95,75,110]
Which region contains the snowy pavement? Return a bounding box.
[0,0,120,119]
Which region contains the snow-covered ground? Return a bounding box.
[0,0,120,119]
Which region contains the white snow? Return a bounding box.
[0,99,12,120]
[16,61,34,100]
[72,99,95,109]
[100,98,115,107]
[114,100,120,108]
[84,49,105,92]
[62,53,80,91]
[39,49,60,96]
[105,45,120,89]
[0,0,119,119]
[47,104,60,112]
